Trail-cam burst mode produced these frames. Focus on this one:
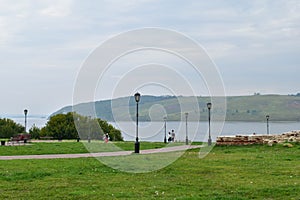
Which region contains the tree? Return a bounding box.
[109,128,123,141]
[97,118,123,141]
[0,118,24,138]
[41,112,123,141]
[29,124,41,139]
[41,112,78,139]
[74,113,102,140]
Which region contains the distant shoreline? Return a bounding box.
[0,115,47,119]
[51,95,300,122]
[1,115,299,123]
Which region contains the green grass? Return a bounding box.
[0,141,187,156]
[0,143,299,199]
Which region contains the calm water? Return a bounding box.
[5,116,299,142]
[110,121,299,142]
[6,116,48,132]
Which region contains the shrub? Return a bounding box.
[0,118,24,138]
[41,112,123,141]
[29,124,41,139]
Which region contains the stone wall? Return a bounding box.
[216,130,300,146]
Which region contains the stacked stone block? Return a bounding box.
[216,131,300,146]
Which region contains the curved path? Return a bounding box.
[0,145,202,160]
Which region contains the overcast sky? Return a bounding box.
[0,0,299,115]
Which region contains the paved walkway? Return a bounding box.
[0,145,202,160]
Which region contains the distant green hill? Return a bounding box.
[51,95,300,122]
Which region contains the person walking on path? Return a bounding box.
[168,132,172,142]
[171,130,175,142]
[104,133,109,143]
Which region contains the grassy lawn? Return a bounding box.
[0,141,188,156]
[0,143,299,199]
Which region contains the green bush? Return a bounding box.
[0,118,24,138]
[41,112,123,141]
[97,118,123,141]
[29,125,41,139]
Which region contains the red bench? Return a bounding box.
[8,134,31,145]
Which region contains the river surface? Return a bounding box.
[4,116,299,142]
[111,121,299,142]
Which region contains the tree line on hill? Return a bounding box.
[53,95,300,122]
[0,112,123,141]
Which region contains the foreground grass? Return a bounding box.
[0,143,299,199]
[0,141,187,156]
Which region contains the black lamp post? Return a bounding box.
[185,112,188,145]
[88,116,91,143]
[134,92,141,153]
[207,103,212,146]
[266,115,270,135]
[24,109,28,133]
[163,117,167,143]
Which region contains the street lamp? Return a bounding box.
[207,103,212,146]
[266,115,270,135]
[163,117,167,143]
[88,116,91,143]
[185,112,188,145]
[24,109,28,133]
[134,92,141,153]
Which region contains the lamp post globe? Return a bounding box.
[134,92,141,153]
[24,109,28,133]
[134,92,140,103]
[207,103,212,146]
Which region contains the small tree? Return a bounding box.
[41,112,78,139]
[29,124,41,139]
[41,112,123,141]
[97,118,123,141]
[0,118,24,138]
